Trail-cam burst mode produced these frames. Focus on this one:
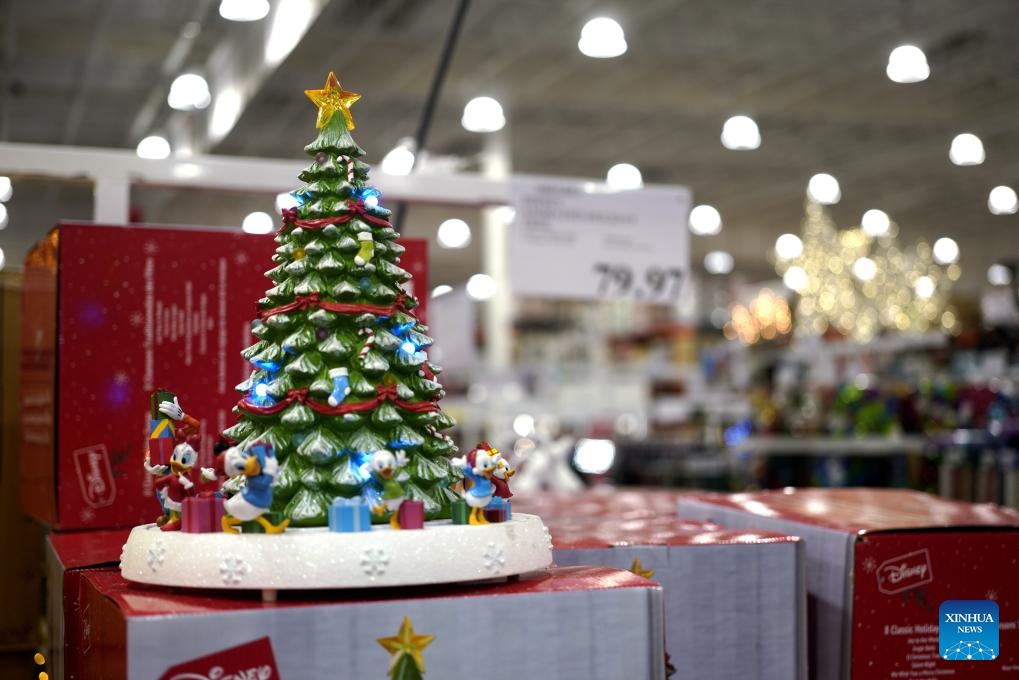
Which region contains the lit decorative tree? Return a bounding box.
[223,73,459,526]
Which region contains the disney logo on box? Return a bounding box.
[72,444,116,508]
[877,548,934,595]
[161,637,278,680]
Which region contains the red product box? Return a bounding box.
[65,565,664,680]
[21,222,428,530]
[46,528,131,680]
[679,488,1019,680]
[517,489,807,680]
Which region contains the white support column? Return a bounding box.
[480,130,513,371]
[93,175,130,224]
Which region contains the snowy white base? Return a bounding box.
[120,513,553,591]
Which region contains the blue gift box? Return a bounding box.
[487,497,511,520]
[328,497,373,532]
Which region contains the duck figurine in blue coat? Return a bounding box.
[221,441,290,534]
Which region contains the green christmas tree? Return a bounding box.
[222,72,459,526]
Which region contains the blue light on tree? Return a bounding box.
[399,340,417,355]
[359,187,382,209]
[251,358,281,373]
[249,380,275,407]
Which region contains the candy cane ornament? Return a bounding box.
[357,328,376,365]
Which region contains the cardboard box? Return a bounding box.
[46,528,131,680]
[20,222,428,530]
[65,565,663,680]
[0,270,47,651]
[679,488,1019,680]
[516,489,806,680]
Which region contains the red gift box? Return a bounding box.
[181,495,224,533]
[147,418,175,466]
[20,222,429,530]
[396,499,424,529]
[483,505,507,523]
[680,488,1019,680]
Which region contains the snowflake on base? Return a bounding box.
[147,540,167,572]
[483,542,506,574]
[361,547,389,579]
[220,555,251,585]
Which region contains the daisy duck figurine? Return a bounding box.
[144,442,216,531]
[369,449,408,529]
[220,441,290,534]
[451,442,502,525]
[492,456,515,501]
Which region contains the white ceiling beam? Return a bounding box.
[0,141,511,207]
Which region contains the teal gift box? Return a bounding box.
[328,497,372,532]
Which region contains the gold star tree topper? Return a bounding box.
[377,617,435,674]
[304,72,361,130]
[629,557,656,579]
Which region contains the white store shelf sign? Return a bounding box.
[508,174,691,302]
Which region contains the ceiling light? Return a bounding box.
[606,163,642,190]
[466,273,497,300]
[578,17,627,58]
[886,45,929,83]
[913,275,936,299]
[573,438,616,474]
[783,266,808,292]
[0,203,7,229]
[852,257,877,281]
[704,250,734,275]
[989,186,1018,215]
[136,135,171,160]
[949,133,985,166]
[265,0,316,66]
[987,264,1012,286]
[932,237,959,265]
[0,176,11,202]
[275,192,300,212]
[209,87,242,140]
[461,96,505,133]
[491,205,516,223]
[861,209,890,236]
[219,0,270,22]
[437,218,472,249]
[431,284,453,298]
[167,73,211,111]
[242,211,274,234]
[807,173,841,204]
[720,115,761,150]
[512,414,536,437]
[688,204,722,235]
[775,233,803,260]
[380,140,416,175]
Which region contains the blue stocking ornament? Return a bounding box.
[328,367,351,406]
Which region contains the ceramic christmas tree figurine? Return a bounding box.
[221,72,459,526]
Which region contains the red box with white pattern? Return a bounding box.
[64,565,663,680]
[679,488,1019,680]
[21,222,428,530]
[515,488,806,680]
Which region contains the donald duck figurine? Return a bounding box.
[451,442,502,525]
[369,449,408,529]
[220,441,290,534]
